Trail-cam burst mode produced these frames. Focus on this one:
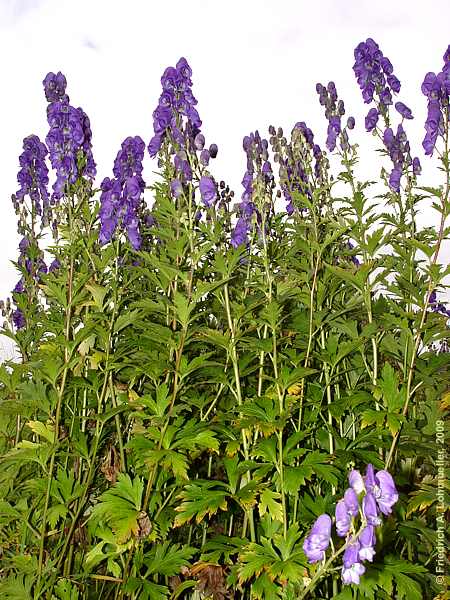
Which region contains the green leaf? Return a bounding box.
[259,489,283,522]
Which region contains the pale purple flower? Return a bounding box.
[342,562,366,585]
[303,514,332,563]
[358,525,376,562]
[349,470,364,494]
[362,492,381,526]
[372,470,399,515]
[336,500,351,537]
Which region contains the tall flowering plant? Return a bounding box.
[0,42,448,600]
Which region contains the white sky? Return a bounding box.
[0,0,449,327]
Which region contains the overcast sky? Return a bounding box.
[0,0,449,356]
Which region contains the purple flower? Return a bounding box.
[353,39,401,106]
[395,102,413,119]
[358,525,376,562]
[14,135,49,219]
[231,217,249,248]
[365,108,379,132]
[326,115,341,151]
[371,470,399,515]
[303,514,332,563]
[343,539,360,568]
[199,176,217,207]
[412,157,421,176]
[389,167,402,192]
[12,309,26,330]
[342,561,366,585]
[347,116,355,130]
[336,488,360,537]
[171,179,183,198]
[194,133,205,150]
[99,137,146,249]
[209,143,218,159]
[44,74,96,201]
[362,492,381,526]
[349,469,364,494]
[335,500,351,537]
[43,71,68,103]
[48,258,61,273]
[200,149,210,166]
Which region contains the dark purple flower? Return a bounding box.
[231,217,249,248]
[389,167,402,192]
[199,176,217,207]
[44,74,96,202]
[209,143,218,159]
[43,71,68,103]
[395,101,413,120]
[303,514,332,563]
[99,137,145,249]
[353,39,401,105]
[12,309,26,330]
[49,258,61,272]
[14,134,49,219]
[347,116,355,129]
[148,133,164,157]
[412,157,422,176]
[365,108,379,132]
[326,115,341,151]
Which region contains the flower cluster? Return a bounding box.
[11,236,47,330]
[303,464,398,585]
[99,136,146,250]
[421,45,450,156]
[231,131,274,248]
[353,38,401,127]
[270,123,324,216]
[44,71,96,202]
[148,58,219,216]
[148,57,202,158]
[316,82,352,153]
[13,135,50,222]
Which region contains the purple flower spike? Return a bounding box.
[303,514,332,563]
[199,176,217,207]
